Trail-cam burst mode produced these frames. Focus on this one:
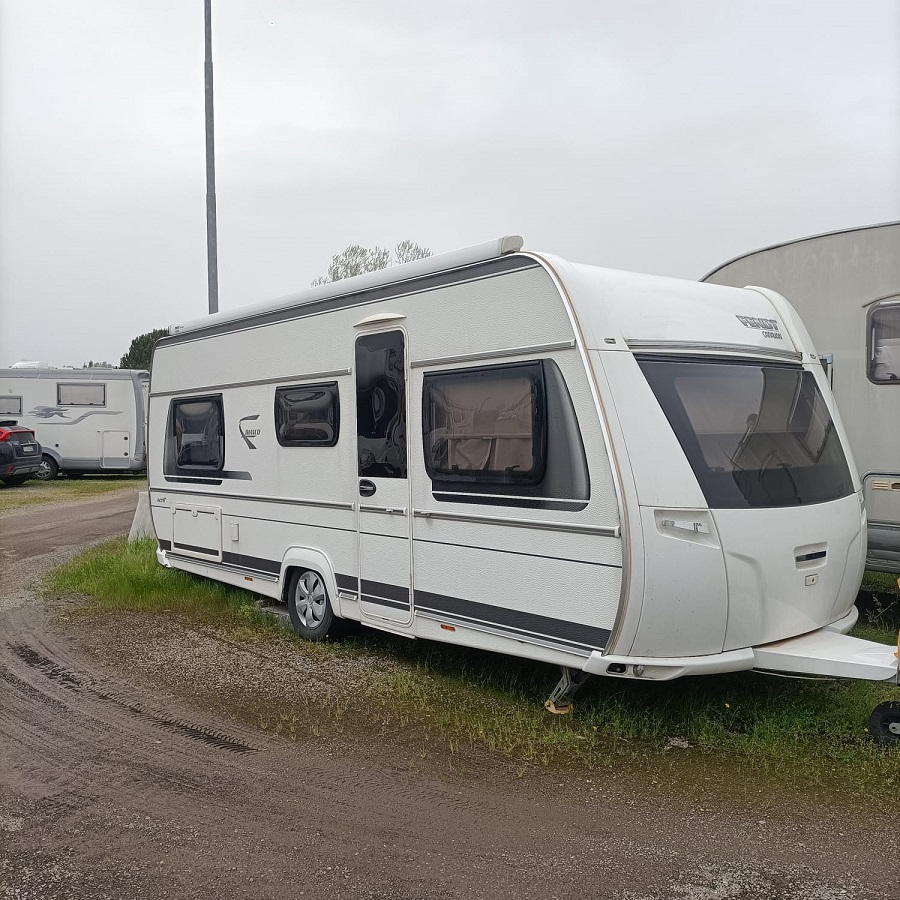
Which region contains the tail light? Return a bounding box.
[0,429,9,442]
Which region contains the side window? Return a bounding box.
[422,359,590,509]
[868,300,900,384]
[165,396,224,473]
[275,382,339,447]
[423,361,546,485]
[57,383,106,406]
[355,331,407,478]
[0,396,22,416]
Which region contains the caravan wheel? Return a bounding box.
[868,701,900,745]
[287,569,342,641]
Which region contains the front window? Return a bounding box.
[638,356,854,508]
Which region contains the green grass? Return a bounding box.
[0,475,145,511]
[47,539,900,799]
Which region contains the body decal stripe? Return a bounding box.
[414,588,610,651]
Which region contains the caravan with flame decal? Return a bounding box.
[0,368,149,479]
[147,236,900,740]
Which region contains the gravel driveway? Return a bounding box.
[1,490,898,899]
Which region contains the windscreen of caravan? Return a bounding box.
[637,357,854,508]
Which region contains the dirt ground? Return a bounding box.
[1,490,898,900]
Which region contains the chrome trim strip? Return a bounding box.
[625,340,802,362]
[410,340,576,369]
[359,505,408,515]
[150,487,354,510]
[413,507,619,537]
[430,491,585,508]
[150,368,351,399]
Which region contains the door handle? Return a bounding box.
[359,480,376,497]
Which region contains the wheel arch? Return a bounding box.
[279,547,344,619]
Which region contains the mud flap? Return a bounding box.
[752,630,900,682]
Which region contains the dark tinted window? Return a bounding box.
[868,300,900,384]
[58,383,106,406]
[275,383,339,447]
[166,396,224,472]
[423,362,546,485]
[355,331,406,478]
[638,356,854,508]
[422,359,590,509]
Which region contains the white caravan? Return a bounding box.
[0,368,150,479]
[148,237,900,739]
[703,222,900,574]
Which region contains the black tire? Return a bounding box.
[0,474,30,486]
[286,569,344,641]
[868,701,900,745]
[34,456,59,481]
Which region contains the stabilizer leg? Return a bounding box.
[544,667,591,715]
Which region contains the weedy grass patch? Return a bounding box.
[0,476,145,512]
[49,540,900,799]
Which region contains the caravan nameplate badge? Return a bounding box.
[736,315,783,341]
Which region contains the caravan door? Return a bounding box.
[354,330,413,626]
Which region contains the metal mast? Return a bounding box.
[204,0,219,314]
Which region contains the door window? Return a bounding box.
[355,331,407,478]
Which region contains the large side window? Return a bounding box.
[0,396,22,416]
[165,396,224,473]
[422,359,590,509]
[423,361,546,485]
[57,382,106,406]
[868,300,900,384]
[275,382,339,447]
[356,331,407,478]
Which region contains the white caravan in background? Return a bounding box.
[148,236,900,740]
[0,368,150,479]
[703,222,900,574]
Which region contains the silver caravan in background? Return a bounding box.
[148,236,900,739]
[0,367,150,479]
[703,222,900,574]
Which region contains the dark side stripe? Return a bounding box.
[414,588,609,652]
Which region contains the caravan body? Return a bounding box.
[704,222,900,573]
[0,368,150,479]
[148,237,897,689]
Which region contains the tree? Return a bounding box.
[312,241,431,286]
[120,328,169,370]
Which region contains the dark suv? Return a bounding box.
[0,420,42,486]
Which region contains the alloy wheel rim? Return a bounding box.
[294,573,326,627]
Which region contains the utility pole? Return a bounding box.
[204,0,219,314]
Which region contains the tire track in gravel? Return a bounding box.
[2,491,900,899]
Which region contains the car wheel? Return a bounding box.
[286,569,344,641]
[0,474,30,486]
[35,456,59,481]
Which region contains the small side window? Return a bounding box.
[166,395,224,472]
[58,382,106,406]
[275,383,339,447]
[0,396,23,416]
[423,362,547,486]
[868,300,900,384]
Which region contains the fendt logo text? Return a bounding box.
[736,315,783,341]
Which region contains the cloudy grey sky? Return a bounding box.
[1,0,897,367]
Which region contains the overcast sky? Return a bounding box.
[1,0,897,367]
